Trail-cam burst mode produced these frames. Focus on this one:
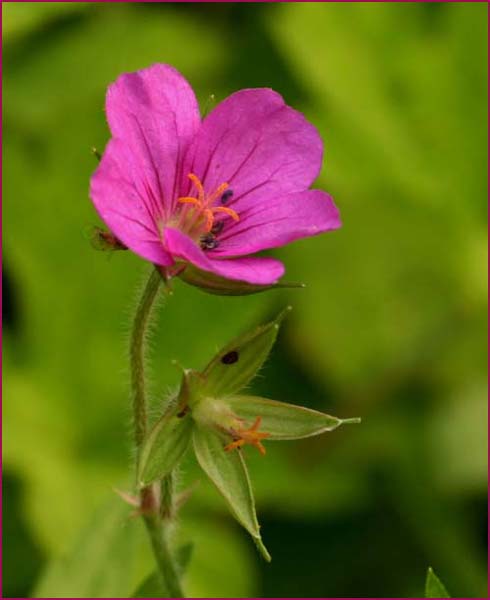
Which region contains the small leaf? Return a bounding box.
[138,409,194,487]
[176,542,194,575]
[132,572,169,599]
[193,425,270,561]
[200,307,292,398]
[227,395,360,440]
[34,500,144,598]
[425,567,450,598]
[179,264,305,296]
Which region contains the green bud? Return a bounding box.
[137,406,194,487]
[226,395,360,440]
[193,425,270,561]
[199,307,292,398]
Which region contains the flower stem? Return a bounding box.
[143,509,184,598]
[130,266,162,452]
[129,266,184,597]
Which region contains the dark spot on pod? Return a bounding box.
[221,350,239,364]
[211,220,224,235]
[200,233,219,250]
[221,189,234,204]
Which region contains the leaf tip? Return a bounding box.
[341,416,362,425]
[254,536,272,562]
[274,305,293,325]
[171,359,185,372]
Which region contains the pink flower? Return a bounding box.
[90,64,340,286]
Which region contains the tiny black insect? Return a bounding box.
[221,350,239,365]
[200,233,219,250]
[221,189,234,204]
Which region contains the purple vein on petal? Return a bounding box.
[217,216,294,247]
[169,110,182,216]
[223,105,285,190]
[197,121,235,186]
[130,114,168,219]
[102,169,160,234]
[106,208,158,237]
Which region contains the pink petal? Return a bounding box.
[164,228,284,285]
[105,64,200,219]
[90,139,173,265]
[213,190,341,257]
[182,89,323,213]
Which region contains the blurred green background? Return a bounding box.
[3,2,487,598]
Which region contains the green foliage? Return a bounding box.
[3,2,487,598]
[138,406,193,487]
[138,309,349,562]
[425,567,450,598]
[193,425,270,562]
[179,263,304,295]
[226,395,350,440]
[132,572,169,599]
[200,307,291,398]
[33,501,150,598]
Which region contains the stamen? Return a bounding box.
[188,173,205,204]
[212,206,240,221]
[206,181,229,205]
[175,174,239,242]
[178,196,201,205]
[203,209,214,232]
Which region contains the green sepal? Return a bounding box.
[200,306,292,398]
[179,263,305,296]
[425,567,450,598]
[192,425,271,562]
[226,395,360,440]
[137,406,194,487]
[175,367,205,411]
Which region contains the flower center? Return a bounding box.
[224,416,270,456]
[176,173,239,249]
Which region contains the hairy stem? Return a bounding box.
[130,266,162,452]
[130,266,184,597]
[142,487,184,598]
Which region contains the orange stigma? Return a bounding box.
[177,173,239,239]
[224,416,270,456]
